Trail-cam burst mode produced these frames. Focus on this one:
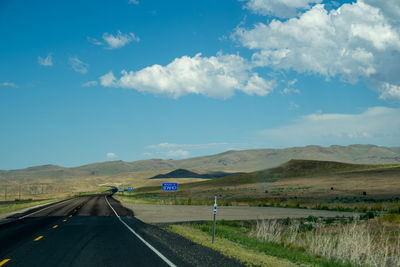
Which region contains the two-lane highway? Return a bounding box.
[0,194,242,267]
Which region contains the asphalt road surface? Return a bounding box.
[0,194,242,267]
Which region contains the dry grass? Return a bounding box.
[253,218,400,267]
[168,224,298,267]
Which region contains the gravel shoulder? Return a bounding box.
[120,201,358,223]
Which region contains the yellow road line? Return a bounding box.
[34,236,43,241]
[63,219,67,222]
[52,225,58,229]
[0,259,10,266]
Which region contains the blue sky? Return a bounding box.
[1,0,399,169]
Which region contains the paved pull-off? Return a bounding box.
[121,202,358,223]
[0,194,242,267]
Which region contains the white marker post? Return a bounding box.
[212,194,217,243]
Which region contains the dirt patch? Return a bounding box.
[121,202,357,223]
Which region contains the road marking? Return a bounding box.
[34,236,43,241]
[53,225,58,229]
[0,259,10,266]
[63,219,67,222]
[104,196,176,267]
[19,199,71,219]
[69,215,72,217]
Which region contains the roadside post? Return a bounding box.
[127,187,133,199]
[212,194,217,243]
[162,183,178,204]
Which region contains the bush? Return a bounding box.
[360,211,375,220]
[306,215,319,222]
[388,206,400,214]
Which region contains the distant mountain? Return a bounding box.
[150,169,241,179]
[1,144,400,179]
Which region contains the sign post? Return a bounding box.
[162,183,178,204]
[212,194,217,244]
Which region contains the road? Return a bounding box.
[0,194,242,267]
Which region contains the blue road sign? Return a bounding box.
[213,204,217,214]
[128,187,133,191]
[162,183,178,191]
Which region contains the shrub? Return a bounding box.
[253,219,400,267]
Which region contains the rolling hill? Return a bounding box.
[1,144,400,179]
[150,169,242,179]
[176,159,385,188]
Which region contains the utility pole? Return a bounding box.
[4,185,7,202]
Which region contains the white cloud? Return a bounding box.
[165,150,189,159]
[289,101,300,109]
[106,152,118,159]
[88,30,139,49]
[100,71,117,87]
[362,0,400,26]
[1,82,18,88]
[143,149,189,159]
[282,88,300,94]
[38,54,53,66]
[379,83,400,102]
[128,0,139,4]
[69,57,88,74]
[234,1,400,101]
[82,81,98,87]
[145,142,236,159]
[102,30,139,49]
[288,79,297,86]
[147,142,230,150]
[99,52,275,98]
[260,106,400,147]
[87,37,103,46]
[244,0,322,18]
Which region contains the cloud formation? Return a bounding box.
[235,1,400,101]
[261,106,400,147]
[82,81,98,87]
[106,152,118,159]
[38,54,53,66]
[142,150,189,159]
[1,82,18,88]
[165,149,189,158]
[245,0,322,18]
[147,142,229,150]
[100,52,275,98]
[89,30,139,49]
[144,142,238,159]
[69,57,88,74]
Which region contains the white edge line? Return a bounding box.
[19,198,74,219]
[105,195,177,267]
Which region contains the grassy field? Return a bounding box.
[0,198,58,215]
[0,186,111,215]
[168,215,400,267]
